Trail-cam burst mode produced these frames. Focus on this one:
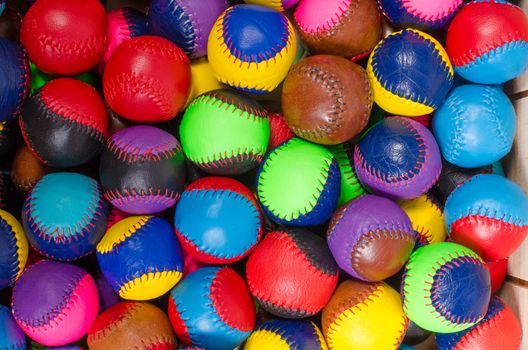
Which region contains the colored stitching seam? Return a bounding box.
[97,216,150,254]
[108,136,181,164]
[192,93,268,120]
[104,189,179,208]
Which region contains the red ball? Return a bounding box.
[20,0,107,75]
[267,113,294,150]
[487,258,508,294]
[103,35,191,123]
[246,229,339,318]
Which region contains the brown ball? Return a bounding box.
[294,0,382,59]
[11,145,52,195]
[87,301,176,350]
[282,55,372,145]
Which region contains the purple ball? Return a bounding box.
[0,305,26,350]
[327,195,416,281]
[354,117,442,200]
[99,125,187,214]
[148,0,229,59]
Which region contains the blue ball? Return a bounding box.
[0,38,30,121]
[0,305,26,350]
[433,85,515,168]
[22,173,109,261]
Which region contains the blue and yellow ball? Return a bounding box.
[0,209,28,290]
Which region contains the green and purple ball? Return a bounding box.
[180,89,270,175]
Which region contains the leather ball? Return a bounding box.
[99,125,186,214]
[267,112,294,150]
[20,78,108,167]
[98,7,147,73]
[103,35,191,123]
[327,194,416,281]
[354,117,442,200]
[487,258,508,294]
[20,0,107,75]
[0,209,28,290]
[282,55,372,145]
[149,0,228,59]
[444,174,528,261]
[294,0,382,59]
[367,29,454,116]
[0,38,30,122]
[88,301,177,350]
[446,0,528,84]
[400,193,447,247]
[433,84,515,168]
[11,145,52,195]
[328,142,366,206]
[246,228,338,318]
[0,306,26,350]
[378,0,463,30]
[174,177,262,264]
[245,319,327,349]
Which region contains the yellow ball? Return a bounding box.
[207,4,297,94]
[400,194,447,246]
[245,320,328,350]
[185,58,223,107]
[322,279,408,350]
[0,209,28,289]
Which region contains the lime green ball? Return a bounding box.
[257,138,341,226]
[180,89,270,175]
[401,242,490,333]
[30,62,95,94]
[328,142,366,206]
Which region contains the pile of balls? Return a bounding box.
[0,0,527,349]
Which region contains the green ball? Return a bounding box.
[401,242,490,333]
[257,138,340,226]
[180,89,270,175]
[328,142,366,206]
[30,62,95,95]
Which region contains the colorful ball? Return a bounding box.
[186,58,223,106]
[20,0,107,75]
[246,229,338,318]
[401,242,491,333]
[267,113,294,150]
[282,55,373,145]
[0,305,26,350]
[328,142,366,206]
[207,4,297,93]
[0,209,28,290]
[12,260,100,346]
[168,266,255,349]
[149,0,229,59]
[245,319,328,350]
[444,174,528,261]
[103,35,191,123]
[20,78,108,167]
[327,194,416,281]
[180,89,270,175]
[400,194,447,247]
[367,29,454,116]
[294,0,382,60]
[22,173,108,261]
[0,38,29,122]
[11,145,52,195]
[87,301,177,350]
[96,216,184,300]
[99,7,147,73]
[99,125,186,214]
[487,258,508,294]
[446,0,528,84]
[257,138,340,226]
[378,0,463,30]
[433,85,515,168]
[322,279,408,350]
[174,177,262,264]
[436,296,522,350]
[354,117,442,200]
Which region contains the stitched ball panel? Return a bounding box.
[446,0,528,84]
[0,305,26,350]
[246,229,338,318]
[99,7,147,73]
[354,117,442,200]
[378,0,463,30]
[0,209,28,290]
[433,85,516,168]
[435,296,522,350]
[444,174,528,260]
[22,173,109,261]
[96,216,184,300]
[149,0,229,59]
[245,319,327,350]
[87,301,176,350]
[0,38,30,122]
[174,177,262,264]
[168,266,255,349]
[328,142,366,206]
[20,0,107,75]
[327,194,415,281]
[12,260,100,346]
